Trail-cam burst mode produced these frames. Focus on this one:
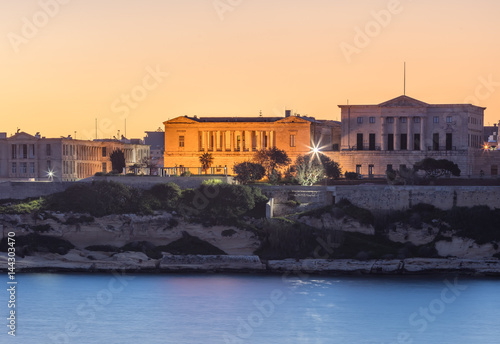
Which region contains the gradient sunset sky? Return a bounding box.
[1,0,499,140]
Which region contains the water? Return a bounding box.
[3,273,500,343]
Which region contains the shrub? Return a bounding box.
[320,155,342,179]
[45,181,137,217]
[233,162,266,184]
[344,171,359,180]
[145,183,182,210]
[178,183,268,224]
[294,155,325,186]
[181,171,192,177]
[0,198,45,214]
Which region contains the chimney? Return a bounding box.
[0,132,6,139]
[285,110,291,117]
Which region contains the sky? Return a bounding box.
[1,0,500,140]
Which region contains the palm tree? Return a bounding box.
[199,153,214,174]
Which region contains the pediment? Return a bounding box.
[163,116,199,124]
[379,95,428,107]
[275,116,310,124]
[8,132,38,140]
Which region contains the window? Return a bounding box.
[356,133,363,151]
[20,162,27,174]
[433,133,439,151]
[414,117,420,123]
[369,134,375,150]
[414,133,421,150]
[29,144,35,158]
[400,134,407,150]
[290,135,296,147]
[368,165,374,178]
[179,136,185,148]
[446,133,453,150]
[47,160,52,169]
[356,165,361,175]
[11,163,16,174]
[446,116,452,123]
[11,145,17,159]
[492,165,498,176]
[357,117,363,124]
[46,144,51,156]
[20,144,27,159]
[369,117,375,123]
[433,116,439,123]
[387,134,394,151]
[387,164,393,172]
[102,162,107,173]
[29,162,35,174]
[399,164,406,170]
[401,117,407,123]
[102,147,107,157]
[386,117,394,124]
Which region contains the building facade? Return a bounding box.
[144,130,165,168]
[333,95,492,177]
[0,132,149,181]
[163,112,340,174]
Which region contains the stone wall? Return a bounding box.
[0,176,234,200]
[0,181,72,200]
[332,185,500,211]
[259,185,500,216]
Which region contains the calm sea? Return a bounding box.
[3,273,500,343]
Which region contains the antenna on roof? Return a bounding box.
[259,110,262,117]
[403,62,406,96]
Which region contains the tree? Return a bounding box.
[199,153,214,174]
[109,149,126,173]
[253,147,291,180]
[319,155,342,179]
[233,162,266,184]
[414,158,461,179]
[294,154,325,186]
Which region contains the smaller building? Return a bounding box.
[0,131,149,181]
[144,130,165,168]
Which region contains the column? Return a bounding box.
[206,131,211,151]
[230,131,234,152]
[420,116,426,151]
[222,131,226,151]
[266,131,271,148]
[238,131,243,152]
[394,118,400,150]
[256,131,261,150]
[380,118,386,151]
[202,131,207,152]
[408,118,413,151]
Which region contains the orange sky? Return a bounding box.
[1,0,499,140]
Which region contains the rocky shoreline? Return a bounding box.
[2,251,500,276]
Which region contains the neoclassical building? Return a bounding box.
[0,132,149,181]
[332,95,489,177]
[163,112,340,173]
